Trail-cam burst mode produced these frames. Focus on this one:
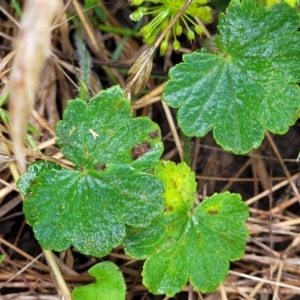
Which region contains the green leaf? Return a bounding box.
[56,86,162,172]
[124,162,249,296]
[75,31,92,101]
[18,85,165,257]
[72,261,126,300]
[11,0,23,16]
[0,91,8,107]
[0,255,5,264]
[84,0,107,21]
[163,1,300,154]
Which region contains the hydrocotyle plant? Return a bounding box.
[16,0,300,297]
[17,85,248,296]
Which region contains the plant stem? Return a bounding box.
[153,0,193,50]
[98,24,140,37]
[182,133,192,167]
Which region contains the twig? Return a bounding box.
[44,250,72,300]
[229,270,300,291]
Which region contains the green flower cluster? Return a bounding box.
[129,0,213,54]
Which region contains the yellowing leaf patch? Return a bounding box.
[155,161,197,211]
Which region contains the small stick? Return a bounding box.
[44,250,72,300]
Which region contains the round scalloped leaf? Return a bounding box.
[72,261,126,300]
[162,1,300,154]
[155,161,197,211]
[19,161,164,257]
[17,85,165,257]
[124,192,249,296]
[56,85,163,171]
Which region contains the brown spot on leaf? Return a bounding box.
[96,164,106,171]
[149,130,160,139]
[196,232,201,241]
[131,143,150,160]
[165,205,174,213]
[207,209,219,215]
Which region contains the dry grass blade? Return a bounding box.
[125,46,155,99]
[8,0,60,172]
